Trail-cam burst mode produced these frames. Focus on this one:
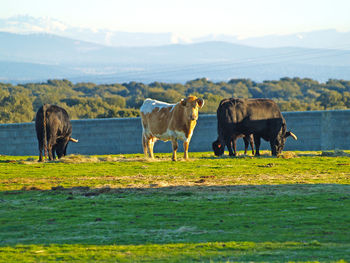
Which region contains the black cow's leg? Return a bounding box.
[243,136,249,155]
[254,136,261,156]
[38,141,43,162]
[47,136,56,161]
[226,138,235,156]
[52,146,56,160]
[47,144,53,160]
[250,135,255,155]
[63,141,68,157]
[233,138,238,156]
[270,141,278,156]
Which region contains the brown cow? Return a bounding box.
[140,96,204,161]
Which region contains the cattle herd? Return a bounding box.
[35,96,297,162]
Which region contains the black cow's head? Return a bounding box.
[212,139,225,156]
[55,138,69,159]
[55,137,78,159]
[275,124,298,155]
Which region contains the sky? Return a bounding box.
[1,0,350,39]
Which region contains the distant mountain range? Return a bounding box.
[1,16,350,84]
[0,15,178,47]
[195,30,350,50]
[2,15,350,49]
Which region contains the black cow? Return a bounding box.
[212,98,297,156]
[213,133,254,156]
[35,104,78,162]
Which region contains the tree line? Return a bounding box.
[1,77,350,124]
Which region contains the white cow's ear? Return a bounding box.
[196,98,204,108]
[180,98,187,106]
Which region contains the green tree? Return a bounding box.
[317,90,344,109]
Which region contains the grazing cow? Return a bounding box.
[213,133,254,157]
[140,96,204,161]
[35,104,78,162]
[212,98,297,156]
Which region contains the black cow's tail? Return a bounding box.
[216,108,225,144]
[43,104,48,159]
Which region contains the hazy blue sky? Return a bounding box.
[1,0,349,38]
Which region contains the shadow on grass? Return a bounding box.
[3,183,349,198]
[1,183,349,263]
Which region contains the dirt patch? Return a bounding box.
[19,154,169,164]
[258,163,276,168]
[280,152,298,159]
[16,158,37,164]
[14,155,134,164]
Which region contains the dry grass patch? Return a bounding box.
[17,154,176,164]
[15,155,146,164]
[280,151,298,159]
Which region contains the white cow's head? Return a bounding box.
[180,96,204,121]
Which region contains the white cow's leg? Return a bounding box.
[149,137,156,159]
[172,139,178,161]
[183,141,189,160]
[142,133,148,157]
[147,138,153,159]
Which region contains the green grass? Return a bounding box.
[0,151,349,262]
[1,151,350,191]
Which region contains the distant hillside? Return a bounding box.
[1,77,350,123]
[0,61,82,82]
[1,32,350,83]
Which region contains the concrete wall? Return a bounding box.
[1,110,350,156]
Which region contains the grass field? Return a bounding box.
[0,151,349,262]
